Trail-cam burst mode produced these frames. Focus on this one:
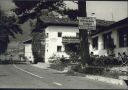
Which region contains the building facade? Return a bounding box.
[45,26,79,63]
[22,26,79,63]
[23,16,114,63]
[23,39,34,63]
[89,17,128,57]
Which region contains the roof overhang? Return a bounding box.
[39,16,114,28]
[22,39,32,44]
[91,17,128,36]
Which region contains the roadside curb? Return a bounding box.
[66,70,127,87]
[85,75,127,87]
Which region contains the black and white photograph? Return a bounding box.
[0,0,128,89]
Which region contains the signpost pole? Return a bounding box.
[78,0,90,66]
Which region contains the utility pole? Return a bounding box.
[78,0,90,65]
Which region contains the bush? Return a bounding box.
[72,63,127,79]
[69,53,80,63]
[48,55,69,71]
[71,63,81,72]
[72,63,105,75]
[90,55,119,67]
[84,66,105,75]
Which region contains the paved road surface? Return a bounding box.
[0,64,127,89]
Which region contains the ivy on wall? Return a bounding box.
[31,30,46,63]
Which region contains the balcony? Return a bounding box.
[62,37,80,44]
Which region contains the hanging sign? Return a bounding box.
[78,17,96,30]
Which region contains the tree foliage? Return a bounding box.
[31,31,45,63]
[65,43,80,63]
[13,0,79,23]
[63,9,78,20]
[0,9,22,54]
[13,0,66,24]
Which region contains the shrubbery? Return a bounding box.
[89,55,119,67]
[48,55,70,71]
[72,62,128,79]
[72,64,105,75]
[69,52,81,63]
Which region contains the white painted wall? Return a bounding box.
[89,33,107,56]
[44,26,79,63]
[24,44,34,63]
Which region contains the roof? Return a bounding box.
[22,39,32,44]
[39,16,78,27]
[107,17,128,30]
[39,16,114,27]
[91,17,128,36]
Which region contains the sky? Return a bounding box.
[0,0,127,22]
[65,1,128,21]
[87,1,127,21]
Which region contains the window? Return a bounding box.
[57,46,62,52]
[46,33,49,38]
[119,30,128,47]
[92,37,98,49]
[103,32,112,49]
[58,32,62,37]
[76,33,79,38]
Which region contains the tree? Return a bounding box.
[13,0,66,24]
[63,9,78,20]
[0,9,22,55]
[31,18,47,63]
[78,0,90,66]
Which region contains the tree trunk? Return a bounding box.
[78,0,90,65]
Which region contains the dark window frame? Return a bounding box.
[103,32,112,49]
[92,36,98,50]
[76,33,79,38]
[118,30,128,48]
[46,33,49,38]
[58,32,62,37]
[57,46,62,52]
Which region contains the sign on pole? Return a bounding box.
[78,17,96,30]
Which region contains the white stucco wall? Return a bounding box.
[24,44,34,62]
[89,33,107,56]
[44,26,79,63]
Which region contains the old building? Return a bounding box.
[89,17,128,57]
[23,39,34,63]
[23,16,114,63]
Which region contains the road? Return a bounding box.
[0,64,127,89]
